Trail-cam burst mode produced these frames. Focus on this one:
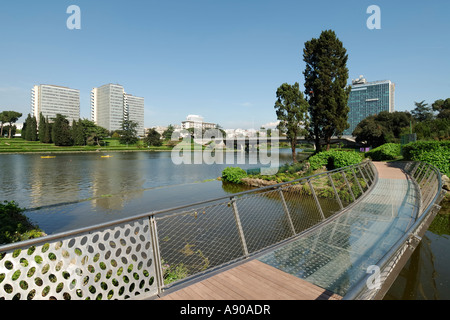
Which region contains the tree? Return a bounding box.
[21,114,37,141]
[353,111,412,147]
[76,119,108,146]
[52,114,73,146]
[303,30,351,151]
[72,119,85,146]
[2,111,22,138]
[144,128,162,147]
[411,100,434,122]
[119,117,139,145]
[38,113,46,142]
[44,116,52,143]
[274,82,309,163]
[24,114,38,141]
[432,98,450,119]
[0,111,8,137]
[162,125,175,141]
[353,115,388,148]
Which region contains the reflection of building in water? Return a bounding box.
[29,155,83,208]
[90,154,145,211]
[384,235,439,300]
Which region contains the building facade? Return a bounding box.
[90,84,145,136]
[124,93,145,137]
[31,85,80,123]
[344,76,395,136]
[181,115,216,131]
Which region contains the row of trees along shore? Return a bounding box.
[273,30,449,163]
[10,112,140,147]
[353,99,450,148]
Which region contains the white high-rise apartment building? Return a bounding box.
[124,93,145,137]
[31,85,80,123]
[91,84,144,136]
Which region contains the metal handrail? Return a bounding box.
[0,161,375,300]
[343,162,446,300]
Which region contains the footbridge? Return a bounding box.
[0,161,446,300]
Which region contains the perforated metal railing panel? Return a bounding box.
[0,218,158,300]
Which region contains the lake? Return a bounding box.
[0,150,448,299]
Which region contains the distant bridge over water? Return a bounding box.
[195,135,360,151]
[0,161,445,300]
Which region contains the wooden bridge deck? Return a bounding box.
[158,259,342,300]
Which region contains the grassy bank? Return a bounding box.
[0,138,174,153]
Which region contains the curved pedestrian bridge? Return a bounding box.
[159,162,444,300]
[0,161,445,300]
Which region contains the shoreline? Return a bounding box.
[0,149,175,155]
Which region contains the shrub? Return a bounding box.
[308,150,364,171]
[402,141,450,176]
[0,201,45,245]
[221,167,248,184]
[365,143,401,161]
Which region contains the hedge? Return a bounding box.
[402,141,450,176]
[221,167,248,184]
[308,150,364,171]
[365,143,401,161]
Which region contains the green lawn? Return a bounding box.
[0,138,174,153]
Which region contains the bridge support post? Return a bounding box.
[361,165,372,185]
[327,173,343,210]
[341,171,356,202]
[308,179,326,221]
[149,216,164,295]
[277,188,297,235]
[230,197,249,257]
[351,168,364,194]
[358,166,369,187]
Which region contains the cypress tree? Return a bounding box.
[30,115,38,141]
[73,119,85,146]
[38,113,46,142]
[303,30,351,151]
[45,120,53,144]
[24,114,33,141]
[52,114,73,146]
[21,116,28,140]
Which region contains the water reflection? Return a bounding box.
[385,214,450,300]
[90,154,145,210]
[0,150,296,234]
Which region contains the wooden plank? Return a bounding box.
[158,259,342,300]
[214,267,273,300]
[239,260,340,300]
[225,263,300,300]
[237,261,322,300]
[202,277,249,300]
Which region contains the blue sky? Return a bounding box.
[0,0,449,129]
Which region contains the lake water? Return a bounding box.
[0,150,448,299]
[0,150,293,234]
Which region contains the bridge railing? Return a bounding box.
[0,161,376,300]
[344,161,447,300]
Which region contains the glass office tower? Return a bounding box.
[344,76,395,136]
